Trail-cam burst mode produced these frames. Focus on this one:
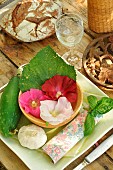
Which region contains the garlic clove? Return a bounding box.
[18,124,47,149]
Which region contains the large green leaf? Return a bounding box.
[19,46,76,92]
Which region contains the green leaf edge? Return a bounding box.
[19,45,76,92]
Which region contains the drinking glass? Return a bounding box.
[55,13,84,69]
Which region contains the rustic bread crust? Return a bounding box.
[0,0,62,42]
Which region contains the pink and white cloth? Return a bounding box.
[42,110,87,163]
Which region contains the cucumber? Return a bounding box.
[0,76,21,137]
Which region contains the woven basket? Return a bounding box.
[87,0,113,33]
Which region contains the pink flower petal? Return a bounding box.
[55,97,73,115]
[40,97,74,125]
[19,91,31,106]
[19,88,48,118]
[30,89,43,100]
[40,100,57,112]
[30,89,48,101]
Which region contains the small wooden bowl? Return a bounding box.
[19,83,83,128]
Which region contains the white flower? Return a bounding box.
[40,97,74,125]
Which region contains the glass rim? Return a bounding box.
[55,12,84,35]
[56,12,83,25]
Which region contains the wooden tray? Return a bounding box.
[83,33,113,89]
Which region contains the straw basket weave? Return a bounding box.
[88,0,113,33]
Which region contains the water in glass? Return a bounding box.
[55,13,83,48]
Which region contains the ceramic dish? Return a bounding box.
[0,71,113,170]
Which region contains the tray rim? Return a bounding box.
[0,70,113,170]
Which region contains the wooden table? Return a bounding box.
[0,0,113,170]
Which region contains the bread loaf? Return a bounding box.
[0,0,62,42]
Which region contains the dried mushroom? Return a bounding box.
[83,33,113,88]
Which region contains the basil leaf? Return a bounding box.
[87,95,98,110]
[84,113,95,136]
[91,97,113,117]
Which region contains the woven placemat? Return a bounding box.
[83,33,113,89]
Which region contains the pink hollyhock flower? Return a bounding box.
[19,89,48,118]
[42,75,77,103]
[40,97,74,125]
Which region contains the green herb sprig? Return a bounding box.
[84,95,113,136]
